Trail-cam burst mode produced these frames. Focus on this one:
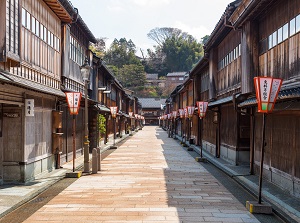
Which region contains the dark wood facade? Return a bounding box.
[0,0,141,184]
[0,0,72,183]
[167,0,300,198]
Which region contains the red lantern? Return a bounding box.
[254,77,282,113]
[172,110,178,119]
[197,101,208,119]
[65,92,82,115]
[184,107,188,118]
[110,106,118,118]
[178,109,184,118]
[186,106,195,118]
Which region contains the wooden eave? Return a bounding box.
[44,0,72,23]
[229,0,277,28]
[204,0,242,50]
[190,57,208,77]
[77,16,97,43]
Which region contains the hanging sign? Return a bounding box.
[254,77,282,113]
[25,99,34,117]
[65,92,82,115]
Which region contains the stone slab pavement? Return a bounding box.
[22,126,259,223]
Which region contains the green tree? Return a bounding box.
[162,34,203,71]
[89,37,107,58]
[145,27,204,74]
[103,38,146,93]
[201,35,210,45]
[104,38,141,67]
[116,64,146,88]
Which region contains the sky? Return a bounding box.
[70,0,232,57]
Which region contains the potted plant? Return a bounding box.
[97,114,106,148]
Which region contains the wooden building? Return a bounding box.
[230,0,300,198]
[167,0,300,198]
[0,0,140,184]
[139,98,165,125]
[0,0,73,183]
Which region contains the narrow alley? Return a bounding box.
[15,126,265,223]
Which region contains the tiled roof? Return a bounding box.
[139,98,166,109]
[146,73,158,80]
[0,72,65,97]
[166,72,186,77]
[59,0,97,43]
[238,86,300,108]
[208,95,233,107]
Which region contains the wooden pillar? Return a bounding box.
[209,48,218,100]
[241,20,259,94]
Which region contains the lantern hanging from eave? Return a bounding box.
[197,101,208,119]
[178,109,184,118]
[167,113,172,119]
[186,106,195,118]
[254,77,282,113]
[129,111,133,117]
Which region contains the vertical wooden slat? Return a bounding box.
[241,20,258,94]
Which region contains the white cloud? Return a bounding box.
[174,21,211,41]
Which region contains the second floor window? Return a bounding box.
[70,35,85,65]
[21,8,60,52]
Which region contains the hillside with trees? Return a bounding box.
[89,28,207,97]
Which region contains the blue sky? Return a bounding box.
[70,0,232,56]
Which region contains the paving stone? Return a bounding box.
[22,126,260,223]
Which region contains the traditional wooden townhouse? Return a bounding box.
[139,98,165,126]
[201,0,247,165]
[0,0,78,183]
[189,58,210,149]
[55,1,97,170]
[168,0,300,198]
[227,0,300,197]
[166,73,198,145]
[97,62,141,143]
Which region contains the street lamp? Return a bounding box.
[178,108,185,142]
[246,76,282,214]
[196,101,208,159]
[172,110,178,138]
[80,57,91,173]
[254,77,282,204]
[187,106,195,144]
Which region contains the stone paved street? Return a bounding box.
[23,126,259,223]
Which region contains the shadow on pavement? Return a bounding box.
[155,127,284,223]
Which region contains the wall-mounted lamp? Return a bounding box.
[103,82,113,94]
[213,112,219,124]
[98,86,107,91]
[103,90,111,94]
